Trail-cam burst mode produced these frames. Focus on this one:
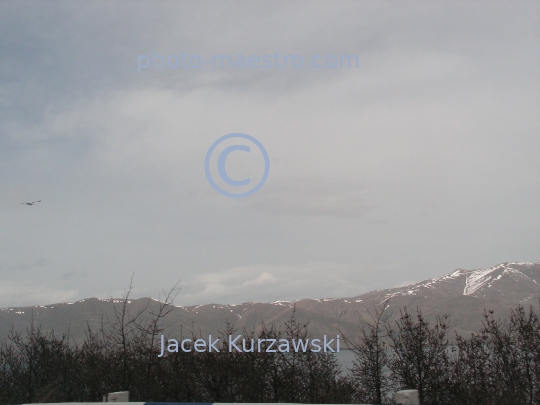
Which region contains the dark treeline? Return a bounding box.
[0,284,539,404]
[0,283,352,404]
[347,300,540,405]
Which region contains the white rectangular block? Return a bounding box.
[104,391,129,402]
[395,389,420,405]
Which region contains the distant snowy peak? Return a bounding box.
[463,263,540,296]
[464,263,510,296]
[368,262,540,302]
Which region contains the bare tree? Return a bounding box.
[137,281,181,399]
[387,307,450,404]
[344,299,391,404]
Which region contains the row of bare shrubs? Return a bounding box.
[0,283,352,403]
[0,282,539,404]
[348,300,540,405]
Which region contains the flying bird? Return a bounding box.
[21,200,41,206]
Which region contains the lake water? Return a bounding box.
[335,349,355,375]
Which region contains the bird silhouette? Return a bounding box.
[21,200,41,206]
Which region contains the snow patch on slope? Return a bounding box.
[464,264,504,296]
[463,262,538,296]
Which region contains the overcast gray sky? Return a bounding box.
[1,1,539,308]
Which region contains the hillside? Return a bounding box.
[1,262,538,342]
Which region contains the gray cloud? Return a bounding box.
[0,1,538,308]
[0,279,79,308]
[176,262,386,306]
[246,178,376,217]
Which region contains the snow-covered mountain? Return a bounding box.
[362,262,540,303]
[1,262,539,341]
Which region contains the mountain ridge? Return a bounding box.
[1,262,538,342]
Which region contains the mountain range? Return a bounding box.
[1,262,539,342]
